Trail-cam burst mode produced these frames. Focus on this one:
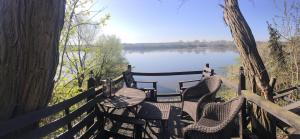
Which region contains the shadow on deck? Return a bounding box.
[100,101,193,139]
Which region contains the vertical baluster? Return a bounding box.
[64,108,72,131]
[87,70,96,129]
[238,66,246,139]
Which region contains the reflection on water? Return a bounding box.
[123,47,239,93]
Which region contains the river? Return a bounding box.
[123,47,239,93]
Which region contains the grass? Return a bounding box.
[216,86,237,101]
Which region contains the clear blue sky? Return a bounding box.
[94,0,291,43]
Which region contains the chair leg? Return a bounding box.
[181,111,187,118]
[143,121,152,138]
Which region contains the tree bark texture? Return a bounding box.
[0,0,66,121]
[223,0,275,138]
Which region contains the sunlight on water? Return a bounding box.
[124,48,239,93]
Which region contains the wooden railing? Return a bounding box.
[128,64,214,101]
[132,70,204,100]
[0,74,144,139]
[226,67,300,139]
[273,86,300,100]
[132,70,203,76]
[2,64,300,138]
[242,90,300,129]
[0,63,216,138]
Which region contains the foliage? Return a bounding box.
[51,0,111,104]
[45,1,126,137]
[271,0,300,86]
[216,87,236,101]
[92,35,128,83]
[245,1,300,92]
[55,0,110,86]
[267,23,286,69]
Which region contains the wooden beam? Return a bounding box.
[132,71,203,76]
[273,91,296,99]
[242,90,300,130]
[0,88,97,136]
[284,101,300,111]
[275,86,300,94]
[58,111,97,139]
[111,75,123,84]
[22,94,103,138]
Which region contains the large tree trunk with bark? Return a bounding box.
[0,0,65,121]
[223,0,276,138]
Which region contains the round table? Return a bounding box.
[99,88,146,109]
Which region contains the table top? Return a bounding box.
[99,88,146,109]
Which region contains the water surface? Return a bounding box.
[124,47,239,93]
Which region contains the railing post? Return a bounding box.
[87,70,96,129]
[270,78,276,89]
[238,66,246,139]
[107,79,112,97]
[252,76,256,93]
[128,65,132,72]
[205,63,209,68]
[101,79,111,97]
[211,69,215,76]
[203,63,211,77]
[270,78,277,97]
[87,70,96,101]
[64,108,72,136]
[88,70,96,91]
[239,67,246,90]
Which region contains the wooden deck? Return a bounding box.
[2,65,300,138]
[101,99,192,139]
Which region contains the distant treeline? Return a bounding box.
[122,40,236,52]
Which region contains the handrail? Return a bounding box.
[112,75,123,83]
[132,70,203,76]
[0,88,97,136]
[242,90,300,130]
[273,86,300,99]
[22,94,104,138]
[274,86,300,94]
[95,75,123,92]
[0,73,122,137]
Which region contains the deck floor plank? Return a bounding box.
[102,101,190,139]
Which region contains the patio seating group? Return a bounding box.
[98,69,245,139]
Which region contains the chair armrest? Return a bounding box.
[201,97,244,121]
[185,101,239,134]
[195,93,216,121]
[185,98,244,136]
[184,119,228,134]
[179,79,202,91]
[135,80,157,83]
[201,102,228,118]
[139,88,156,92]
[182,86,205,100]
[179,79,202,84]
[135,81,157,90]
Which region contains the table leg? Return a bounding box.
[127,106,139,116]
[161,119,168,138]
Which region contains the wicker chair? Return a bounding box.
[183,96,245,139]
[123,70,157,101]
[181,76,222,122]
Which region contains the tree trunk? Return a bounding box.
[0,0,65,121]
[223,0,275,138]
